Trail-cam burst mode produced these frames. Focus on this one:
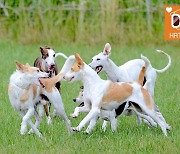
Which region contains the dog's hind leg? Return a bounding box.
[20,110,42,138]
[139,106,167,136]
[47,91,72,135]
[20,108,35,135]
[102,120,108,132]
[28,104,44,134]
[130,108,157,127]
[155,111,171,130]
[44,104,52,125]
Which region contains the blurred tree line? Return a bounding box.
[0,0,179,45]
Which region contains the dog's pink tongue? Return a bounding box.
[96,67,100,72]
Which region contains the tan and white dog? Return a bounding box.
[8,56,75,137]
[64,53,170,136]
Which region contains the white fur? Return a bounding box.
[65,56,170,136]
[8,57,75,137]
[8,66,48,137]
[89,43,171,98]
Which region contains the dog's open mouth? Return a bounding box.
[95,65,103,74]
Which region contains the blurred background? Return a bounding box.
[0,0,179,46]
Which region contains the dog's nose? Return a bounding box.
[73,99,76,102]
[51,64,55,67]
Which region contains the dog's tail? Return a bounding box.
[60,55,75,74]
[140,50,171,73]
[55,52,68,59]
[154,50,171,73]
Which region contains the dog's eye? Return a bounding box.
[97,58,100,61]
[53,54,55,57]
[46,53,49,57]
[37,70,40,72]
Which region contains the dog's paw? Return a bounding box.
[47,116,52,125]
[70,114,78,118]
[38,133,43,138]
[83,131,90,135]
[20,125,27,135]
[167,125,172,131]
[72,127,80,132]
[28,129,34,135]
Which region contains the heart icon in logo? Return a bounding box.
[166,7,172,13]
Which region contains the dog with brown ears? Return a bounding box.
[8,56,75,137]
[34,46,68,124]
[64,53,170,136]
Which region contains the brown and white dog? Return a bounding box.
[8,57,75,137]
[64,53,170,135]
[34,46,67,124]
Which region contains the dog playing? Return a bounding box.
[8,56,75,137]
[34,46,68,124]
[89,43,171,98]
[8,62,49,137]
[64,53,170,136]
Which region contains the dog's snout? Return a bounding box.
[73,98,76,102]
[51,64,55,67]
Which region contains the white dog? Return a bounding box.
[8,57,74,137]
[64,53,170,136]
[89,43,171,98]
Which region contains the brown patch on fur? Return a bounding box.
[32,85,37,100]
[16,62,37,74]
[71,62,81,72]
[100,82,133,108]
[44,105,49,116]
[20,87,30,103]
[39,73,64,93]
[70,53,84,72]
[141,87,154,109]
[75,53,84,66]
[137,66,146,86]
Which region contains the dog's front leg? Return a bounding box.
[70,105,90,118]
[73,107,100,132]
[85,116,99,134]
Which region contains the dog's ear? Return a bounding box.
[25,63,30,67]
[40,47,45,55]
[75,53,84,66]
[103,43,111,56]
[16,61,25,72]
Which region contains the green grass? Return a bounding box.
[0,40,179,154]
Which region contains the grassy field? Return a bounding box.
[0,40,179,153]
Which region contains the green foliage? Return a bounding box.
[0,41,179,153]
[0,0,179,45]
